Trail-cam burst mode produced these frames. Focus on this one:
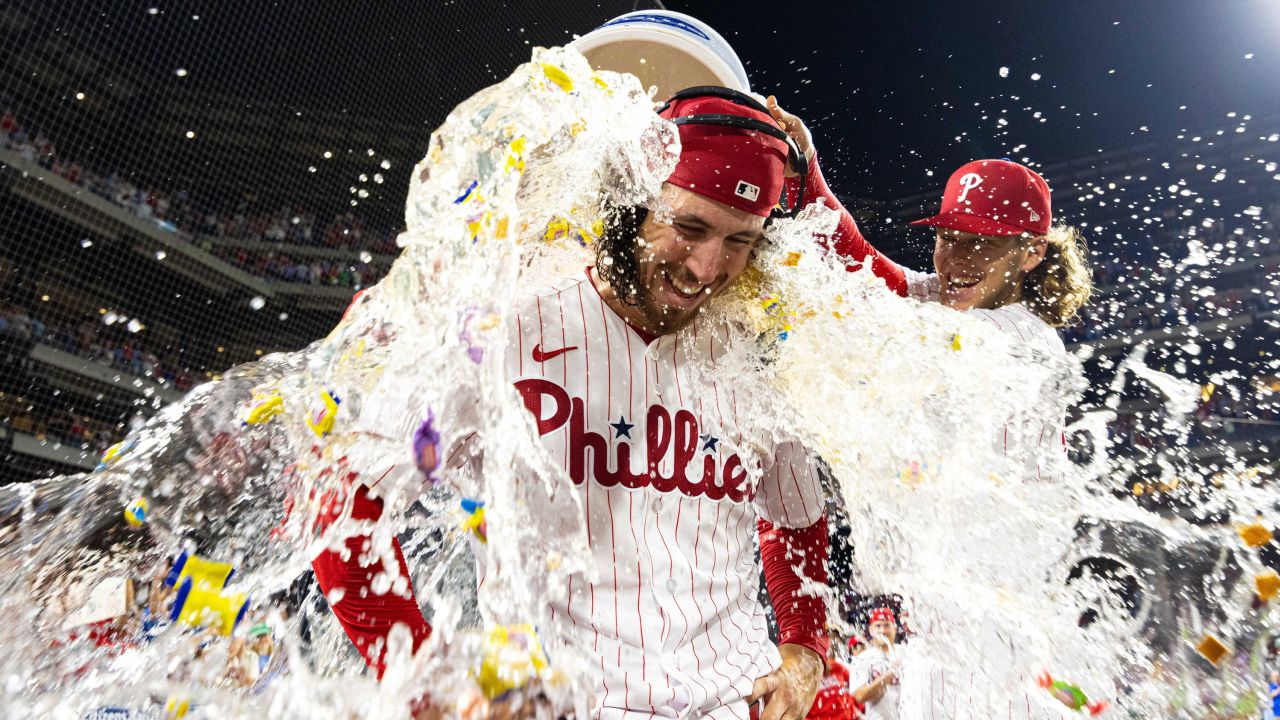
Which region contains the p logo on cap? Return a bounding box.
[955,172,984,203]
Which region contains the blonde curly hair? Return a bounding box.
[1023,224,1093,328]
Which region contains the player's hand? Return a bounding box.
[765,96,816,168]
[748,643,824,720]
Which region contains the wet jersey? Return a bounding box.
[904,272,1070,481]
[314,270,831,720]
[847,647,901,720]
[498,271,827,718]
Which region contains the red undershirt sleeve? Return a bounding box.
[758,514,831,662]
[310,483,433,678]
[785,155,909,298]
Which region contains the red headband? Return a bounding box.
[659,95,790,217]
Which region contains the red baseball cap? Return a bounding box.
[868,607,896,626]
[911,159,1052,236]
[659,95,790,218]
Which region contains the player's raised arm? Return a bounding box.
[767,96,909,297]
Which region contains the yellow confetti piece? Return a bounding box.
[475,624,549,700]
[245,393,284,425]
[782,251,802,267]
[463,506,488,544]
[305,391,340,438]
[899,461,926,488]
[950,334,962,351]
[100,440,130,466]
[165,697,190,718]
[541,64,573,93]
[1201,382,1216,403]
[1239,522,1272,548]
[1195,634,1229,665]
[124,497,149,527]
[1255,571,1280,602]
[543,217,570,242]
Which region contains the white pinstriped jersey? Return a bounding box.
[906,272,1069,482]
[494,271,824,719]
[964,302,1070,482]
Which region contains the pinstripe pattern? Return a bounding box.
[906,270,1069,482]
[965,302,1069,482]
[508,271,822,719]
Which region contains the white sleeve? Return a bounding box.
[846,654,871,689]
[753,440,825,528]
[904,268,940,303]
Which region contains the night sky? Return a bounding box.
[10,1,1280,239]
[672,0,1280,198]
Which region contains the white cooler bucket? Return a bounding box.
[571,10,750,101]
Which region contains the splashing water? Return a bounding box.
[0,46,1270,719]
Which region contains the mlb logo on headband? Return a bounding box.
[657,86,808,218]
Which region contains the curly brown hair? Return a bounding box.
[1024,224,1093,327]
[592,204,649,307]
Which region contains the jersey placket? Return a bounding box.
[642,336,718,713]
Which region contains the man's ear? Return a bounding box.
[1020,235,1049,273]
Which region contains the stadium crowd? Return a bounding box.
[1063,218,1279,344]
[0,302,199,457]
[1,108,396,287]
[206,244,378,288]
[0,304,201,392]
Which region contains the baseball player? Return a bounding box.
[768,99,1092,480]
[768,104,1095,716]
[309,88,908,720]
[847,608,900,720]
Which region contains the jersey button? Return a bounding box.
[665,579,678,593]
[651,497,663,513]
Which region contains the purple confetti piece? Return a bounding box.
[413,409,442,485]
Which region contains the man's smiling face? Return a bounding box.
[631,184,767,334]
[933,228,1045,311]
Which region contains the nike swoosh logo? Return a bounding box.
[532,344,578,363]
